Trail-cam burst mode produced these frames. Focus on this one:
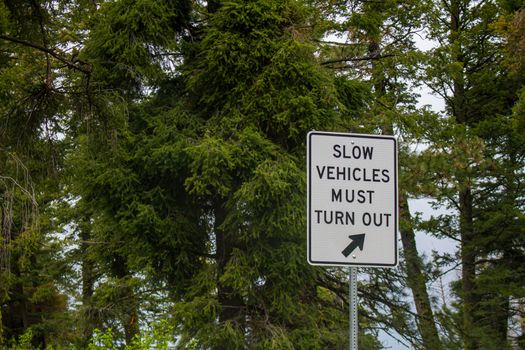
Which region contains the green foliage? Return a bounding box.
[168,0,360,346]
[2,0,525,348]
[87,321,174,350]
[82,0,191,94]
[418,1,525,348]
[5,328,33,350]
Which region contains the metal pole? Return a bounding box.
[349,267,358,350]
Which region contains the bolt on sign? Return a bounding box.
[307,131,398,267]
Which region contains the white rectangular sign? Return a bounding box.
[307,131,398,267]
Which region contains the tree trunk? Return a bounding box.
[400,192,443,350]
[370,37,442,350]
[111,256,140,345]
[123,305,139,346]
[459,188,478,350]
[449,2,479,348]
[80,228,95,346]
[215,202,244,325]
[6,266,29,341]
[519,299,525,349]
[2,201,29,343]
[0,308,3,346]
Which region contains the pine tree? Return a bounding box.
[420,0,525,348]
[64,0,193,345]
[173,1,351,345]
[317,1,444,348]
[70,0,384,348]
[4,1,523,348]
[0,0,94,346]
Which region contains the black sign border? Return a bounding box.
[307,131,398,267]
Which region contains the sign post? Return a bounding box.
[349,267,358,350]
[307,131,398,349]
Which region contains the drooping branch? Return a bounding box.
[320,53,395,66]
[0,35,92,75]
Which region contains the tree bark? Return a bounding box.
[399,192,443,350]
[459,188,478,350]
[123,305,140,346]
[449,2,479,349]
[215,202,244,326]
[370,37,443,350]
[80,228,95,346]
[111,256,140,345]
[517,299,525,350]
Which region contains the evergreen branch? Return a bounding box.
[320,54,396,66]
[317,274,348,303]
[433,12,453,32]
[432,226,462,242]
[359,289,423,320]
[431,261,461,281]
[360,308,422,348]
[76,240,123,245]
[474,257,501,266]
[369,324,414,348]
[31,0,53,88]
[465,53,498,75]
[315,39,367,47]
[151,52,184,58]
[441,0,452,19]
[331,61,370,71]
[445,193,461,213]
[383,28,420,51]
[354,0,388,3]
[0,35,92,75]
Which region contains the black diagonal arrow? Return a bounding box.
[341,234,366,258]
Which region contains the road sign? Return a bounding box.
[307,131,398,267]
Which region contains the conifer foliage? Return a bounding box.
[0,0,524,349]
[172,1,351,347]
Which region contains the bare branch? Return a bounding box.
[0,35,92,75]
[321,53,396,66]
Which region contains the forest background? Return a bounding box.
[1,0,524,349]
